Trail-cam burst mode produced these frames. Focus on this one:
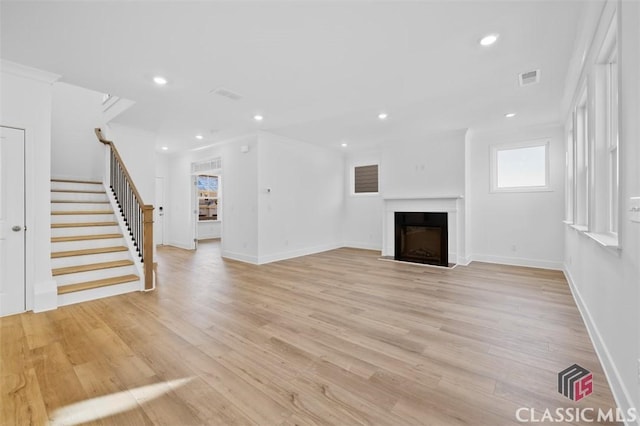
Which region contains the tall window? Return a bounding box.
[565,123,574,223]
[490,140,549,192]
[575,91,589,229]
[605,49,619,235]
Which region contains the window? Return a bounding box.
[197,175,219,221]
[490,140,549,192]
[565,121,575,223]
[353,164,379,194]
[574,91,589,228]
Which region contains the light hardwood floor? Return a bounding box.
[1,241,620,425]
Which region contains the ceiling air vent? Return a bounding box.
[210,87,243,101]
[519,69,540,86]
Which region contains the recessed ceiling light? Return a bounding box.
[378,113,388,120]
[195,134,204,140]
[480,33,499,47]
[153,76,168,85]
[505,112,517,118]
[161,146,169,151]
[254,115,264,121]
[341,143,348,147]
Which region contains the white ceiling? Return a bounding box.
[1,1,584,153]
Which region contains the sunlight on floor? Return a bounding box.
[49,377,194,425]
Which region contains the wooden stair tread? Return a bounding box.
[51,189,106,194]
[52,246,129,258]
[53,260,134,276]
[52,200,110,204]
[57,274,140,295]
[51,178,102,184]
[52,210,113,215]
[52,222,118,228]
[52,234,122,243]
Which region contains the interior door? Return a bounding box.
[154,177,164,245]
[0,126,26,317]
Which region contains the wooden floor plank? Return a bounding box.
[0,241,621,425]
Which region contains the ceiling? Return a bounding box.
[1,1,584,153]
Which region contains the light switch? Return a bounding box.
[630,197,640,223]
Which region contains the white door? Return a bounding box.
[154,177,164,245]
[0,126,26,317]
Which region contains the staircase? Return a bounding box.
[51,178,142,306]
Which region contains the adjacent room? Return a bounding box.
[1,0,638,424]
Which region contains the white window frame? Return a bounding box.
[351,163,380,196]
[490,139,551,193]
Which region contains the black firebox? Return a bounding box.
[394,212,448,266]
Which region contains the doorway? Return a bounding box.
[0,126,26,316]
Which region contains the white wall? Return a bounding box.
[104,123,157,204]
[51,82,104,181]
[257,132,344,263]
[381,129,466,197]
[343,150,383,250]
[0,61,59,312]
[467,123,565,270]
[165,134,258,261]
[563,0,639,417]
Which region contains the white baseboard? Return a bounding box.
[165,240,195,250]
[33,279,58,312]
[563,267,637,426]
[221,250,259,264]
[343,241,382,251]
[257,243,343,265]
[470,254,563,270]
[51,174,102,183]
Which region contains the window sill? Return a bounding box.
[562,220,574,225]
[585,232,620,249]
[570,224,588,232]
[198,219,221,223]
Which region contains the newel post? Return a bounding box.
[142,205,154,290]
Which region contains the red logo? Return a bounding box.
[558,364,593,401]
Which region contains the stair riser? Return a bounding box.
[51,203,112,212]
[50,192,109,202]
[52,214,116,224]
[51,251,131,268]
[58,279,141,307]
[55,265,138,286]
[51,181,104,191]
[52,237,126,252]
[52,226,121,238]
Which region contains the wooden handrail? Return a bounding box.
[95,128,154,291]
[95,128,147,208]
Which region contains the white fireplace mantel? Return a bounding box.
[382,195,468,265]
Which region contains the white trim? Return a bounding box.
[343,241,382,251]
[221,250,259,264]
[563,267,637,426]
[471,254,563,271]
[0,60,60,84]
[257,243,342,265]
[584,232,620,248]
[490,139,551,193]
[165,240,195,251]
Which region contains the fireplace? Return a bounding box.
[395,212,448,266]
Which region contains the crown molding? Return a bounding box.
[1,60,60,84]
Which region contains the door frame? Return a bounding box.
[1,125,29,312]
